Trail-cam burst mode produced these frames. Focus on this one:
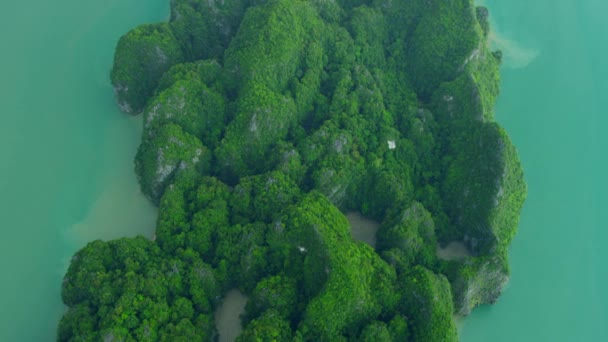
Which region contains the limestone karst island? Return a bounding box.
[58,0,526,340]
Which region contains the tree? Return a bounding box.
[143,76,226,148]
[399,266,458,342]
[244,275,298,323]
[237,310,292,342]
[135,123,209,204]
[111,24,184,113]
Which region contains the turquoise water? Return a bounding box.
[462,1,608,340]
[1,0,606,341]
[0,1,166,340]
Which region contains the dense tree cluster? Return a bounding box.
[59,0,526,340]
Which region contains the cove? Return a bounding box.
[0,0,168,340]
[215,290,248,342]
[461,0,608,340]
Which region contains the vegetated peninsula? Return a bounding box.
[58,0,526,341]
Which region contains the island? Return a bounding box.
[58,0,526,341]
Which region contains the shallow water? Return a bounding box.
[461,1,608,340]
[215,290,248,342]
[0,1,167,340]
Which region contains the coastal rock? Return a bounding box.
[403,0,481,99]
[400,266,458,342]
[135,123,209,204]
[111,23,184,114]
[143,75,226,148]
[446,253,510,316]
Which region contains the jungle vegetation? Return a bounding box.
[59,0,526,340]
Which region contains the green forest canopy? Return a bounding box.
[59,0,526,341]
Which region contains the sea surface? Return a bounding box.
[461,1,608,340]
[0,0,606,341]
[0,0,167,340]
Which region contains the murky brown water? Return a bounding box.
[346,212,380,248]
[436,241,472,261]
[214,289,248,342]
